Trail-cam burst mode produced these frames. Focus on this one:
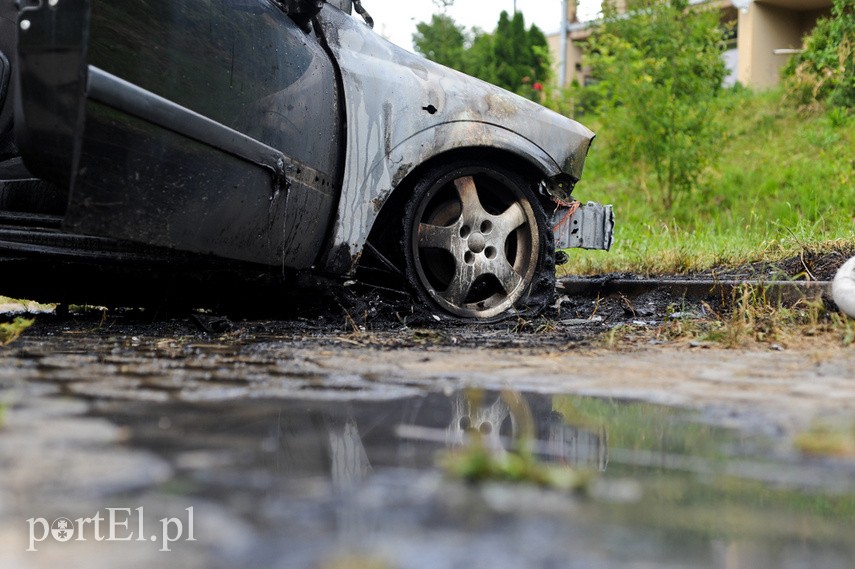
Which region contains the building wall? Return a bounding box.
[737,2,806,88]
[550,0,595,86]
[547,34,591,85]
[550,29,591,86]
[549,0,833,90]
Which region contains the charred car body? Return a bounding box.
[0,0,613,320]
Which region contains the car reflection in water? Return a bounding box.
[97,388,855,569]
[258,390,609,488]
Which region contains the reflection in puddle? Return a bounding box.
[95,391,855,568]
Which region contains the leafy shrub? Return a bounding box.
[584,0,729,208]
[0,317,34,346]
[783,0,855,112]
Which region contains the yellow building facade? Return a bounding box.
[549,0,833,89]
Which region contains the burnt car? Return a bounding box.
[0,0,613,320]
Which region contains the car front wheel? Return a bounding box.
[403,161,553,320]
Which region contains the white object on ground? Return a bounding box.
[832,256,855,318]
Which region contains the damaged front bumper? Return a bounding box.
[552,201,615,251]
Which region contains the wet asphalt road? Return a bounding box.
[1,315,854,568]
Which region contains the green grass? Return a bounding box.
[0,317,34,346]
[795,422,855,457]
[0,296,54,313]
[601,283,855,349]
[564,88,855,275]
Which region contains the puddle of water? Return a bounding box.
[91,391,855,569]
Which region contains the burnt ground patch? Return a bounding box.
[3,248,853,353]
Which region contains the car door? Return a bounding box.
[15,0,342,268]
[0,4,14,152]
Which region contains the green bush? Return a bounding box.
[584,0,728,208]
[783,0,855,112]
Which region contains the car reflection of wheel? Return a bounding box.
[403,161,553,320]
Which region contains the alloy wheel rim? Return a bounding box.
[411,171,539,319]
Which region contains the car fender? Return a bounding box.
[322,119,562,274]
[315,5,594,275]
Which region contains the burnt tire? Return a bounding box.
[402,161,555,321]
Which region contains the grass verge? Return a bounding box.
[565,88,855,276]
[604,285,855,349]
[0,318,35,346]
[795,423,855,458]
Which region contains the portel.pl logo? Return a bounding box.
[26,507,195,552]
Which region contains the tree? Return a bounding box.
[490,11,551,93]
[413,14,467,71]
[585,0,727,208]
[465,30,498,85]
[528,24,551,80]
[493,11,529,90]
[783,0,855,112]
[413,11,552,96]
